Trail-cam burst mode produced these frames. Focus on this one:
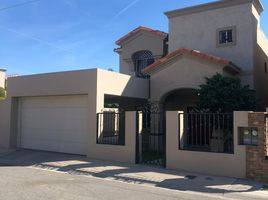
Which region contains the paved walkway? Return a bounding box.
[0,149,267,200]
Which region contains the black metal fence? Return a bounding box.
[178,113,234,154]
[265,114,268,157]
[97,112,125,145]
[136,112,166,167]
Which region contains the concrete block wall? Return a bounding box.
[166,111,247,178]
[88,111,136,163]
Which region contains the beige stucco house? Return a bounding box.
[115,0,268,111]
[0,0,268,179]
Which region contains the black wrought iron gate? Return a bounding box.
[136,111,166,167]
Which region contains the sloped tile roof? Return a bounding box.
[143,48,239,74]
[116,26,168,45]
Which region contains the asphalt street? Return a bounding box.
[0,165,230,200]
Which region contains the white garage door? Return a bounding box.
[18,95,89,155]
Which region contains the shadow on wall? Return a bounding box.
[113,73,149,99]
[0,149,265,194]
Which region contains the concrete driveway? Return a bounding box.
[0,149,267,200]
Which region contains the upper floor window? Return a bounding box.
[217,26,236,47]
[132,50,154,78]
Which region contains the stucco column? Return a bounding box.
[166,111,179,169]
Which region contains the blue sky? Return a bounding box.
[0,0,268,75]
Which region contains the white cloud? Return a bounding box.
[0,25,76,54]
[113,0,141,19]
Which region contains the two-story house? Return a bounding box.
[115,0,268,111]
[0,0,267,179]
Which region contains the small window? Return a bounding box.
[217,26,236,47]
[132,50,154,78]
[265,62,267,74]
[219,29,233,44]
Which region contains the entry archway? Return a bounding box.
[160,88,199,112]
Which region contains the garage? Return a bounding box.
[17,95,89,155]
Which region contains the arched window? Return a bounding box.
[132,50,154,78]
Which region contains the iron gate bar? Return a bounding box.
[136,111,166,167]
[96,112,125,146]
[178,112,234,154]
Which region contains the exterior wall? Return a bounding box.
[96,69,149,113]
[167,3,258,87]
[89,69,148,158]
[0,98,12,148]
[118,32,165,76]
[166,111,247,178]
[88,111,136,163]
[150,55,225,102]
[2,69,98,150]
[0,68,148,161]
[255,29,268,110]
[0,69,6,89]
[246,112,268,182]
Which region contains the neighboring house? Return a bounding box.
[0,0,267,180]
[0,69,6,89]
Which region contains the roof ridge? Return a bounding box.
[116,26,168,45]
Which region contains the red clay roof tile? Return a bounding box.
[142,48,236,74]
[116,26,168,45]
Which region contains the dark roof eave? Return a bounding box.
[224,62,241,75]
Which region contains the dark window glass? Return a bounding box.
[265,62,267,74]
[227,30,233,42]
[132,50,154,78]
[219,29,233,44]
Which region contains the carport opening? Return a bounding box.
[104,94,148,112]
[162,88,199,112]
[96,95,148,146]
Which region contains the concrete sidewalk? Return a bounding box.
[0,149,267,200]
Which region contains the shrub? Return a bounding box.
[197,74,257,112]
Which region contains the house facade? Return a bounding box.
[115,0,268,111]
[0,0,268,180]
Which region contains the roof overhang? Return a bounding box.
[116,26,168,46]
[165,0,264,18]
[143,48,240,75]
